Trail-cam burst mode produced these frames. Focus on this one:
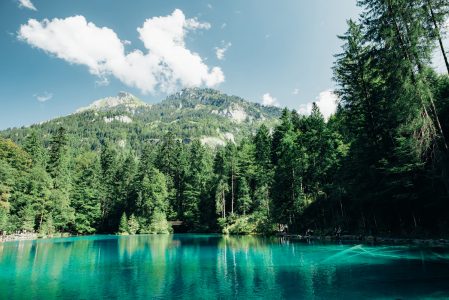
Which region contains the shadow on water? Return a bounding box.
[1,234,449,299]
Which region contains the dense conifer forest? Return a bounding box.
[1,0,449,237]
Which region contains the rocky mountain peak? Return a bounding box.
[76,92,148,113]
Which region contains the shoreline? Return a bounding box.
[0,232,38,243]
[279,234,449,246]
[2,232,449,246]
[0,232,73,243]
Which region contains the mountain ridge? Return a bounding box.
[75,91,150,113]
[1,88,282,151]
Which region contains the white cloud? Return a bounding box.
[95,76,110,87]
[18,0,37,11]
[34,92,53,102]
[262,93,280,107]
[18,9,224,94]
[299,90,338,120]
[215,42,231,60]
[207,3,212,9]
[292,88,299,95]
[221,23,227,29]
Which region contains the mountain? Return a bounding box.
[75,91,149,113]
[1,88,282,151]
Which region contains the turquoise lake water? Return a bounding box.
[1,234,449,299]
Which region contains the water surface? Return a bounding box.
[1,234,449,299]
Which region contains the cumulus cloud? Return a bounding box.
[34,92,53,102]
[262,93,280,107]
[292,88,299,95]
[215,41,231,60]
[18,0,37,11]
[18,9,224,94]
[299,90,338,120]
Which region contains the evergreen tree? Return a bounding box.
[118,212,128,235]
[136,166,169,230]
[99,143,118,230]
[127,214,139,234]
[47,127,74,231]
[422,0,449,75]
[71,152,101,234]
[237,177,251,215]
[155,132,188,219]
[183,140,212,229]
[39,214,55,236]
[147,209,171,234]
[24,131,47,167]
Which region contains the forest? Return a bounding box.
[1,0,449,237]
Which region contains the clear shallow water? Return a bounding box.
[1,235,449,299]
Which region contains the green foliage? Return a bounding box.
[127,214,139,235]
[145,209,172,234]
[2,29,449,240]
[118,212,129,235]
[222,215,256,235]
[19,203,35,232]
[0,88,282,154]
[237,177,251,215]
[39,215,55,237]
[72,152,101,234]
[0,206,9,233]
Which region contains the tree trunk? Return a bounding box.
[388,0,447,150]
[339,200,344,218]
[222,190,226,218]
[231,171,234,215]
[427,0,449,75]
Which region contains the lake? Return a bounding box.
[1,234,449,299]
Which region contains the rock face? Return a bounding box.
[162,88,278,124]
[103,115,133,123]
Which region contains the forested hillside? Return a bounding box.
[1,0,449,237]
[1,88,281,152]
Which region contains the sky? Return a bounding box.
[0,0,363,129]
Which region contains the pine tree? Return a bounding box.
[155,132,188,220]
[136,167,169,229]
[118,212,128,235]
[99,143,118,230]
[71,152,101,234]
[271,110,303,226]
[422,0,449,75]
[183,140,213,229]
[148,209,171,234]
[24,131,47,167]
[19,202,35,232]
[47,127,74,231]
[39,214,55,236]
[127,214,139,235]
[237,177,251,215]
[224,143,238,215]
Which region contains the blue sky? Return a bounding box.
[0,0,361,129]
